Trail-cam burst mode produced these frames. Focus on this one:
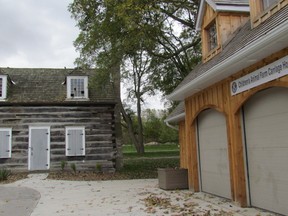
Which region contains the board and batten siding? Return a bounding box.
[181,48,288,206]
[178,121,186,168]
[0,105,116,172]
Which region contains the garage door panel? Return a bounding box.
[246,115,288,148]
[198,109,231,199]
[244,87,288,215]
[201,172,231,198]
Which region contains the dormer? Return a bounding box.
[249,0,287,27]
[66,68,89,100]
[196,0,250,62]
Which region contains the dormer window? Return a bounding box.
[262,0,278,10]
[67,76,88,99]
[207,21,217,51]
[0,75,7,100]
[250,0,283,28]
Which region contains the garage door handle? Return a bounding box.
[6,150,10,152]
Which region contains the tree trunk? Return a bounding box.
[111,62,123,170]
[136,86,144,154]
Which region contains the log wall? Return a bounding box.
[181,48,288,206]
[0,105,116,172]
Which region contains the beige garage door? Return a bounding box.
[243,87,288,215]
[197,109,231,199]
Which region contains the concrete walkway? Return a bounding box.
[1,174,277,216]
[0,186,40,216]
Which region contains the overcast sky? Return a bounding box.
[0,0,78,68]
[0,0,165,109]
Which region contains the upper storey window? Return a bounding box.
[262,0,278,10]
[67,76,88,99]
[207,21,218,51]
[250,0,284,27]
[0,75,7,100]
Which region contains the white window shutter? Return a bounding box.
[0,128,12,158]
[66,127,85,156]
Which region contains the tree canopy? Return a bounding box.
[69,0,201,96]
[69,0,201,153]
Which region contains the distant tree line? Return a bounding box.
[122,109,178,145]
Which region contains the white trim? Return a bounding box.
[28,126,50,170]
[217,5,250,12]
[165,113,185,123]
[168,19,288,101]
[0,128,12,158]
[196,0,250,31]
[196,0,206,31]
[0,75,7,100]
[65,126,85,156]
[165,122,179,131]
[206,0,217,10]
[67,76,89,99]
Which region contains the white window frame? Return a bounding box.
[0,128,12,158]
[65,127,85,156]
[0,75,8,101]
[67,76,88,99]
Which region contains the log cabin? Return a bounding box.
[0,67,121,173]
[166,0,288,214]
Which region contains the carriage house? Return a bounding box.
[0,67,120,173]
[166,0,288,215]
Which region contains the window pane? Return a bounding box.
[0,78,2,97]
[263,0,278,10]
[208,22,217,51]
[70,78,85,98]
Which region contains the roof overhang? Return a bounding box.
[196,0,250,30]
[168,19,288,101]
[164,113,185,123]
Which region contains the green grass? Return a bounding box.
[124,151,179,158]
[119,144,180,179]
[123,144,179,153]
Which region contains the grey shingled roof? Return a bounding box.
[0,68,116,104]
[165,102,185,123]
[174,5,288,93]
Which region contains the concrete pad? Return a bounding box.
[0,186,40,216]
[4,174,278,216]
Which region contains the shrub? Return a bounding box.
[70,163,77,174]
[60,161,67,171]
[96,163,102,173]
[0,168,12,181]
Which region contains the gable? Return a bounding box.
[196,0,250,30]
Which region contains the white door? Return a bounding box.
[29,126,50,170]
[243,87,288,215]
[197,109,231,199]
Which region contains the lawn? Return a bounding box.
[119,144,180,179]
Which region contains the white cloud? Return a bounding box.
[0,0,79,68]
